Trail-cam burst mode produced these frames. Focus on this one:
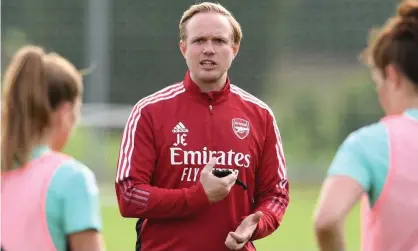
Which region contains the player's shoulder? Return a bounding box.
[344,121,388,150]
[132,82,186,112]
[51,157,99,195]
[230,84,274,116]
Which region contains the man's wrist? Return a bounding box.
[185,182,211,210]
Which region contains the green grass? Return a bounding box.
[99,185,360,251]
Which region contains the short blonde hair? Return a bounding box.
[179,2,243,45]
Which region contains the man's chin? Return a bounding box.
[197,71,224,83]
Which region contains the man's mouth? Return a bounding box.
[200,60,216,67]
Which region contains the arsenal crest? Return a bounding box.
[232,118,250,139]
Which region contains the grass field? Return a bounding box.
[98,185,360,251]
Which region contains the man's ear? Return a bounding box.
[232,42,240,60]
[179,40,187,58]
[385,64,402,90]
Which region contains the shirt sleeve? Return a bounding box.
[327,123,388,198]
[250,111,290,241]
[115,104,210,219]
[327,131,373,192]
[52,160,102,235]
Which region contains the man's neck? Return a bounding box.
[190,72,227,93]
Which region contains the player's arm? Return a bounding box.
[313,132,373,251]
[68,230,104,251]
[58,162,105,251]
[250,112,290,240]
[115,105,210,219]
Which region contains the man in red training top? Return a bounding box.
[115,2,289,251]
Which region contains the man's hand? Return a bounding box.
[200,157,237,203]
[225,211,263,250]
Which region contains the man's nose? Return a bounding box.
[203,42,215,55]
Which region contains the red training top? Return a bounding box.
[115,71,289,251]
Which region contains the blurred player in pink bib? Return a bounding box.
[313,1,418,251]
[1,45,105,251]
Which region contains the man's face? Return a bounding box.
[180,12,239,85]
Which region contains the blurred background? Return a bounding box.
[2,0,396,250]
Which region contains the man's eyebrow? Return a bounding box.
[190,35,229,40]
[190,36,205,40]
[213,36,228,40]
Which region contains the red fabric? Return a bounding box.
[115,71,289,251]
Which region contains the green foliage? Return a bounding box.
[1,28,30,73]
[338,76,384,138]
[279,0,396,55]
[263,69,383,177]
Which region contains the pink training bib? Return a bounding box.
[1,152,69,251]
[361,114,418,251]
